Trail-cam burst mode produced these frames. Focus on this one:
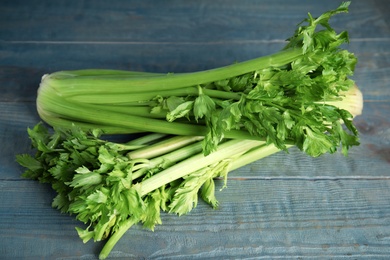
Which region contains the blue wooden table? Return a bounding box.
[1,1,390,259]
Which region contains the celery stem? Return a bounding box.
[46,48,303,96]
[127,135,203,159]
[125,133,167,146]
[131,141,204,180]
[139,139,264,196]
[229,143,292,171]
[98,217,138,260]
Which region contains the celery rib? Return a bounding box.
[98,217,138,260]
[139,139,264,196]
[45,48,303,96]
[66,87,241,104]
[229,143,293,171]
[131,141,204,181]
[127,135,203,159]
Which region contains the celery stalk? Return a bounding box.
[139,139,265,196]
[44,48,303,96]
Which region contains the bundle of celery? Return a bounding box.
[17,2,364,259]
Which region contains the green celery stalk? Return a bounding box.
[131,141,204,181]
[44,48,303,96]
[98,217,138,260]
[139,139,265,196]
[127,135,203,159]
[66,86,241,104]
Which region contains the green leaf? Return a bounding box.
[202,113,224,155]
[164,96,184,110]
[75,226,95,243]
[166,100,194,122]
[168,184,199,216]
[52,193,70,213]
[193,88,216,121]
[16,154,42,173]
[285,2,350,53]
[333,109,360,156]
[141,192,162,230]
[302,126,335,157]
[229,73,253,92]
[98,146,116,165]
[169,159,232,215]
[200,178,219,209]
[67,168,102,189]
[214,78,231,91]
[121,185,145,219]
[87,190,108,205]
[93,210,117,241]
[282,110,295,129]
[48,158,73,182]
[27,123,50,149]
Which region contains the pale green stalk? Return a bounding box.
[67,86,241,104]
[49,69,164,78]
[90,105,167,119]
[98,217,138,260]
[229,143,293,171]
[125,133,167,146]
[131,141,204,180]
[139,139,264,196]
[127,135,203,159]
[36,106,142,134]
[43,48,303,96]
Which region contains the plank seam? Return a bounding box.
[1,37,390,45]
[2,176,390,182]
[222,176,390,181]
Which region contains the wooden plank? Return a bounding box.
[1,1,388,42]
[0,180,99,259]
[1,0,390,259]
[2,178,390,258]
[0,101,41,179]
[0,41,286,74]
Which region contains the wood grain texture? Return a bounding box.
[1,0,389,42]
[1,0,389,259]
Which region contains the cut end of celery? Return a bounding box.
[342,84,364,118]
[351,84,364,117]
[325,84,364,118]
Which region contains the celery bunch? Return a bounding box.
[17,2,364,259]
